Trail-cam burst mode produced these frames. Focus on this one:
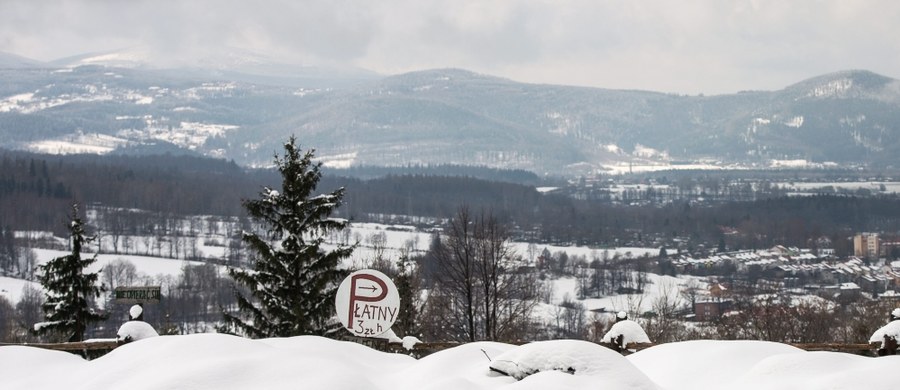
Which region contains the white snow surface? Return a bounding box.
[129,305,143,319]
[489,339,659,389]
[33,249,205,281]
[600,320,651,348]
[632,340,900,390]
[549,273,704,315]
[627,340,803,390]
[402,336,421,350]
[1,335,897,390]
[116,321,159,342]
[0,276,40,303]
[333,222,663,268]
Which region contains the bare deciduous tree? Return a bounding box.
[432,207,478,341]
[0,296,15,342]
[428,207,538,342]
[642,279,687,343]
[104,259,139,291]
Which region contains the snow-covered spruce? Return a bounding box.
[221,136,353,338]
[34,203,107,342]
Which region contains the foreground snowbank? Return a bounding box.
[1,335,898,390]
[628,340,804,390]
[489,339,659,389]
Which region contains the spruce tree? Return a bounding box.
[223,136,353,338]
[392,255,421,338]
[35,203,107,342]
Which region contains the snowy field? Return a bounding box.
[1,222,665,308]
[1,334,896,390]
[0,276,39,303]
[342,222,661,266]
[31,249,206,281]
[540,273,703,316]
[0,250,209,305]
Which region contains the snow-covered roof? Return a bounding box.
[674,248,827,268]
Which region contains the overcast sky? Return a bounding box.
[1,0,898,95]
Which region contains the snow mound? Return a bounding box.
[116,321,159,343]
[628,340,804,390]
[2,335,899,390]
[600,320,651,348]
[402,336,421,350]
[101,334,414,389]
[387,341,515,390]
[732,351,900,390]
[129,305,143,319]
[0,345,87,389]
[869,320,900,346]
[488,340,659,389]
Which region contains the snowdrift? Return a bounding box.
[1,334,899,390]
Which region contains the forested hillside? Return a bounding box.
[3,66,900,174]
[3,150,900,254]
[0,151,268,232]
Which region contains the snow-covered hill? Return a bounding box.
[2,61,899,175]
[0,51,43,68]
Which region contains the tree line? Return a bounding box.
[4,149,900,262]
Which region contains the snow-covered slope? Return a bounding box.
[3,62,899,174]
[0,276,39,304]
[628,340,803,390]
[0,51,43,68]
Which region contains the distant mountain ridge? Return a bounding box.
[44,46,380,87]
[0,56,898,175]
[0,51,44,68]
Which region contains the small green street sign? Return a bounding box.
[114,286,162,303]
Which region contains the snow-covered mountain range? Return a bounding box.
[2,49,899,175]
